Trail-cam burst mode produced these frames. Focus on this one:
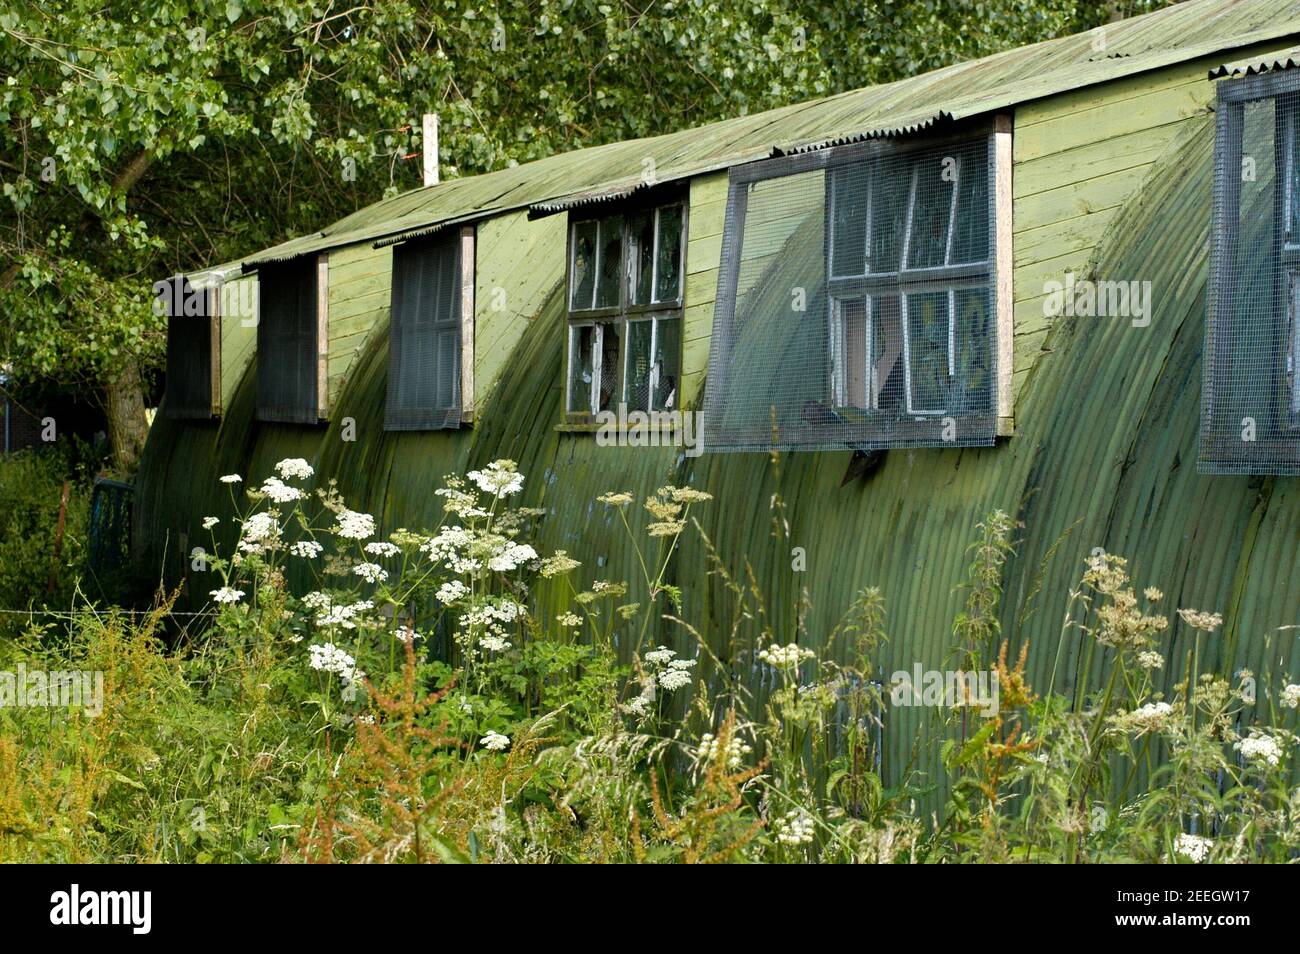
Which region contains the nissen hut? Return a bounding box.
[140,0,1300,783]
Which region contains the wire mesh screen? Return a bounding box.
[704,135,998,452]
[386,231,463,431]
[257,260,320,424]
[1201,75,1300,474]
[163,276,215,420]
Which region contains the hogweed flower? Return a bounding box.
[290,540,324,558]
[557,612,581,628]
[597,491,634,507]
[481,731,511,751]
[1281,684,1300,710]
[202,516,219,530]
[539,550,581,577]
[219,474,242,484]
[364,541,400,558]
[259,477,303,503]
[352,562,388,584]
[210,586,244,605]
[467,459,524,497]
[1136,651,1165,670]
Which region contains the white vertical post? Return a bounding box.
[422,113,439,187]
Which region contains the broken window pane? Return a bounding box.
[598,320,621,410]
[905,291,952,413]
[629,212,655,306]
[905,156,956,270]
[655,205,684,303]
[595,217,624,309]
[625,318,654,411]
[568,324,596,413]
[571,221,598,310]
[653,315,680,411]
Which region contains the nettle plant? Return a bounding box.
[200,457,715,751]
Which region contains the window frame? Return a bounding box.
[162,276,221,421]
[705,117,1012,451]
[254,255,329,425]
[384,225,476,431]
[564,194,688,422]
[1203,70,1300,471]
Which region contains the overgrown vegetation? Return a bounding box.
[1,457,1296,863]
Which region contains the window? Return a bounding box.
[256,258,325,424]
[160,275,219,419]
[565,201,685,418]
[703,125,1009,452]
[1201,71,1300,473]
[386,228,473,430]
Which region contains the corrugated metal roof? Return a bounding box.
[238,0,1300,270]
[1209,41,1300,76]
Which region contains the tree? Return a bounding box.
[0,0,1171,474]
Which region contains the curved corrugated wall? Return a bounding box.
[136,111,1299,791]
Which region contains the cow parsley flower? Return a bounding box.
[210,586,244,605]
[364,541,401,558]
[658,667,693,691]
[436,580,469,605]
[335,509,376,540]
[1172,833,1213,863]
[290,540,323,558]
[202,516,219,530]
[309,642,356,676]
[352,562,388,584]
[481,731,510,751]
[275,457,314,480]
[1177,608,1224,632]
[259,476,302,503]
[597,492,634,507]
[644,646,677,667]
[1137,651,1165,670]
[489,541,537,572]
[539,550,580,578]
[1234,731,1284,766]
[467,460,524,497]
[1281,684,1300,710]
[557,612,581,628]
[480,635,512,653]
[219,474,242,484]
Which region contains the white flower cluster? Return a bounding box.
[275,457,314,480]
[697,731,751,769]
[239,511,279,553]
[210,586,244,605]
[352,562,388,584]
[1281,684,1300,710]
[420,526,480,574]
[467,460,524,497]
[1129,701,1173,734]
[364,541,401,558]
[1172,833,1213,863]
[557,612,581,628]
[481,731,511,751]
[480,635,512,653]
[258,476,302,503]
[488,541,537,572]
[202,516,219,530]
[642,646,697,691]
[308,642,365,703]
[773,810,815,846]
[1234,731,1284,766]
[308,594,375,630]
[758,643,814,670]
[219,474,242,484]
[1136,651,1164,670]
[436,580,469,605]
[335,509,376,540]
[290,540,323,558]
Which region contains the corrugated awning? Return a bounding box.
[1209,44,1300,78]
